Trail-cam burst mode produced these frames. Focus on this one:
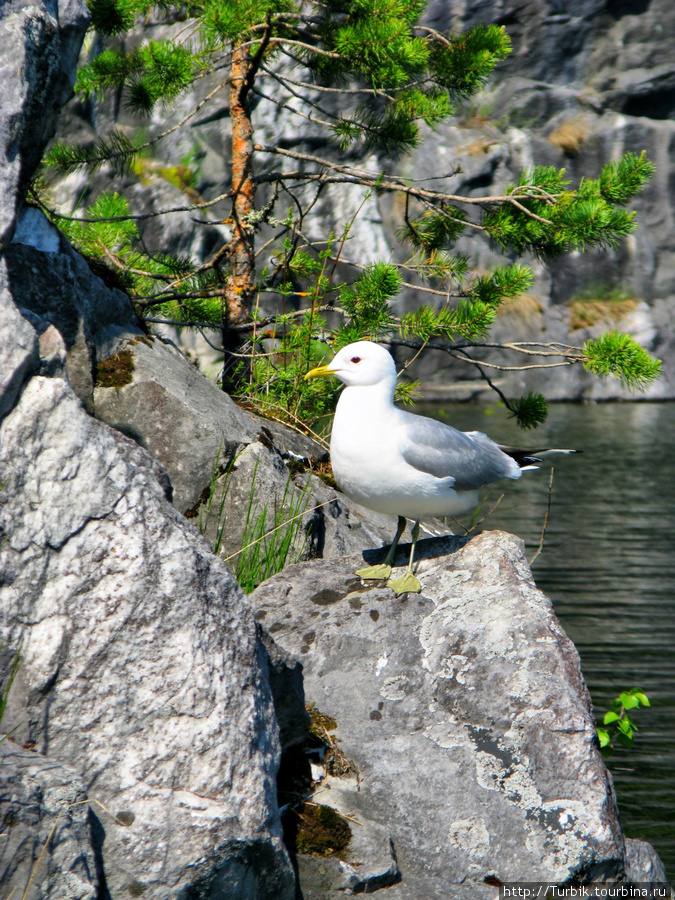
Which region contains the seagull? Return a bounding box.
[305,340,565,595]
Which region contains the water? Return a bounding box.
[416,400,675,877]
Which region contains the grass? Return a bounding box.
[199,450,312,594]
[233,463,311,593]
[569,285,638,330]
[547,117,588,155]
[496,293,543,324]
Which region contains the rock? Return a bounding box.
[0,739,100,900]
[0,375,295,900]
[7,206,142,413]
[297,805,401,898]
[249,531,640,897]
[92,334,325,512]
[624,838,669,886]
[0,0,89,245]
[0,1,301,896]
[257,624,310,753]
[0,260,38,418]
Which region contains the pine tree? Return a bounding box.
[37,0,660,428]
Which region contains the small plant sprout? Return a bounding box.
[597,688,650,756]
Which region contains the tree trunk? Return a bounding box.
[223,42,256,373]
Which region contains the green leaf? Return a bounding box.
[616,731,634,749]
[603,711,620,725]
[616,718,634,737]
[620,692,641,710]
[632,691,651,707]
[597,727,611,748]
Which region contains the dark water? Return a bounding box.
[417,400,675,877]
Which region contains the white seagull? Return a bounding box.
[305,340,563,595]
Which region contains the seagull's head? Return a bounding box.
[304,341,397,388]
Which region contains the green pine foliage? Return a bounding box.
[508,392,549,429]
[43,130,139,175]
[583,331,662,389]
[430,24,512,95]
[483,153,655,258]
[35,0,662,435]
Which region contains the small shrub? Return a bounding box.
[547,118,588,155]
[597,688,650,756]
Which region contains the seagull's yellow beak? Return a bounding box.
[304,363,336,381]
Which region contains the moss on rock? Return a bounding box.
[96,349,135,388]
[296,804,352,858]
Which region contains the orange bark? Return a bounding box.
[225,42,256,329]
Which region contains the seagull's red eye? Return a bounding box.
[351,356,361,364]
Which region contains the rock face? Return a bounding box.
[250,532,627,898]
[397,0,675,400]
[0,0,89,246]
[0,741,100,900]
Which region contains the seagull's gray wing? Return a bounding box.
[400,413,519,490]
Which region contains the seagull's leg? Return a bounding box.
[356,515,407,581]
[387,519,422,595]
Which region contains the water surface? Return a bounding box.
[417,400,675,877]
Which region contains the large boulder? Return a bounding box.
[0,373,296,899]
[249,531,633,898]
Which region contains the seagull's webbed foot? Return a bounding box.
[355,563,392,581]
[355,516,407,584]
[386,519,422,595]
[386,571,422,595]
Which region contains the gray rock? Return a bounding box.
[0,259,38,419]
[624,838,669,886]
[92,334,326,512]
[0,0,89,246]
[0,375,295,900]
[0,740,99,900]
[257,623,310,753]
[297,804,401,898]
[8,206,142,413]
[250,531,636,897]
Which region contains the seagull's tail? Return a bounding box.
[498,446,578,471]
